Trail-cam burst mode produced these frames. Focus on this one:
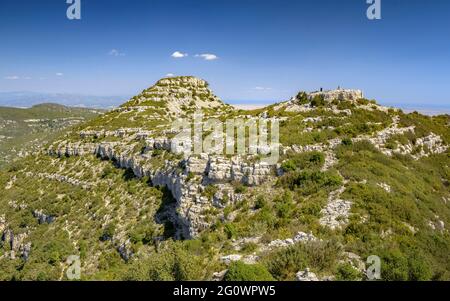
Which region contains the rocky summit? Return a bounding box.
[0,76,449,281]
[120,76,229,117]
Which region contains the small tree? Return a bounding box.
[224,261,275,281]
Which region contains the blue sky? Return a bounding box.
[1,0,449,107]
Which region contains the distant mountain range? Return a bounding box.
[0,103,103,167]
[0,91,130,109]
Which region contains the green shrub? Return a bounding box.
[224,223,238,239]
[129,224,155,245]
[378,248,432,281]
[335,263,362,281]
[295,92,309,105]
[277,169,342,194]
[379,249,409,281]
[341,138,353,146]
[281,160,297,172]
[224,261,275,281]
[254,195,268,210]
[264,240,341,280]
[311,95,326,107]
[124,243,206,281]
[203,185,219,199]
[186,172,195,182]
[281,151,325,172]
[274,191,295,219]
[101,223,116,241]
[234,183,247,194]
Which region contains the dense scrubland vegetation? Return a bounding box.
[0,82,449,281]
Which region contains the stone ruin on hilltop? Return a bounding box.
[307,87,364,102]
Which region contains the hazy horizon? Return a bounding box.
[1,0,450,108]
[1,89,449,116]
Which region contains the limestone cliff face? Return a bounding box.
[49,140,276,238]
[44,77,449,241]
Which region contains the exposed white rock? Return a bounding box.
[127,76,227,116]
[212,270,228,281]
[429,216,445,232]
[212,183,244,209]
[320,185,352,230]
[381,228,393,239]
[0,215,6,233]
[25,172,92,190]
[377,183,392,193]
[4,175,16,190]
[293,232,319,243]
[296,268,319,281]
[49,142,98,157]
[322,151,338,171]
[340,252,366,274]
[268,238,295,248]
[8,200,27,210]
[308,88,363,102]
[351,117,448,159]
[205,156,273,186]
[303,117,322,123]
[220,254,242,265]
[267,232,319,249]
[402,222,418,234]
[231,236,262,251]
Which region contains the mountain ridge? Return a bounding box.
[0,76,449,281]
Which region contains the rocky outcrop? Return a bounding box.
[0,215,6,234]
[308,88,363,102]
[117,241,133,262]
[205,156,274,186]
[26,172,92,190]
[340,252,366,274]
[428,216,446,232]
[49,142,98,157]
[80,128,142,139]
[4,176,16,190]
[83,142,276,237]
[1,229,30,260]
[267,232,319,249]
[220,254,260,265]
[296,268,319,281]
[377,183,392,193]
[320,185,352,230]
[123,76,228,116]
[396,133,448,159]
[212,270,228,281]
[352,116,448,159]
[33,210,55,224]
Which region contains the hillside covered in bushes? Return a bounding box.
[0,77,449,281]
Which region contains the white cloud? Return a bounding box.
[56,73,64,76]
[23,76,32,80]
[195,53,219,61]
[254,86,272,91]
[171,51,188,58]
[5,75,20,80]
[108,49,126,57]
[166,73,175,77]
